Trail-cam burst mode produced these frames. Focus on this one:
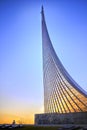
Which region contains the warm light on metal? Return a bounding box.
[41,7,87,113]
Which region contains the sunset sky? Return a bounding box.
[0,0,87,124]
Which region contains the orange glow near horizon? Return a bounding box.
[0,106,44,124]
[0,113,33,124]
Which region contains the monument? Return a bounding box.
[35,7,87,124]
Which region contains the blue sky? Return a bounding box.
[0,0,87,124]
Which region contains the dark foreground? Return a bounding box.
[0,125,87,130]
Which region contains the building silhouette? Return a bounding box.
[35,6,87,124]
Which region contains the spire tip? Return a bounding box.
[41,5,44,13]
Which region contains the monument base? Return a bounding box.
[35,112,87,125]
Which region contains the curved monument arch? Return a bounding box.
[35,6,87,125]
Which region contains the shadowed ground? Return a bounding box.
[0,125,87,130]
[0,125,58,130]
